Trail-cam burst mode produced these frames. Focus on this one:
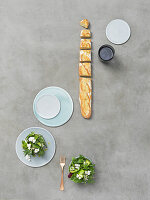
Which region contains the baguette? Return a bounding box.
[79,77,92,118]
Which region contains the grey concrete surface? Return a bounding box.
[0,0,150,199]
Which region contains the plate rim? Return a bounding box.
[16,126,56,168]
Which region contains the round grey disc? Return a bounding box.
[106,19,131,45]
[36,95,60,119]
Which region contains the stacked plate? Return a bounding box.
[33,87,73,127]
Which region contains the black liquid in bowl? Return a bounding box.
[98,45,115,61]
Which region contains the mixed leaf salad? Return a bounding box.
[22,132,47,161]
[68,155,95,183]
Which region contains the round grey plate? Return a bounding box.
[106,19,131,45]
[36,95,60,119]
[16,127,55,167]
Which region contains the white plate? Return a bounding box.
[36,95,60,119]
[106,19,131,45]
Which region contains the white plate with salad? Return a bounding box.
[16,127,55,167]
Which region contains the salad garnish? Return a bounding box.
[68,155,95,183]
[22,132,47,161]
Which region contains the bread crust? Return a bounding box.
[80,99,91,119]
[79,63,91,77]
[79,77,92,118]
[80,19,89,29]
[79,77,91,99]
[80,50,91,62]
[80,39,91,50]
[80,30,91,38]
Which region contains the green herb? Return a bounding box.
[22,132,47,160]
[68,155,95,183]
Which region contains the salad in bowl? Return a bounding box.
[68,155,95,183]
[22,132,47,161]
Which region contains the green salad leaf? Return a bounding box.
[68,155,95,184]
[22,132,47,161]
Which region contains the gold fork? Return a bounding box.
[60,156,66,191]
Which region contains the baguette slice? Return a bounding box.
[80,50,91,62]
[80,19,89,28]
[79,63,91,77]
[80,29,91,38]
[80,39,91,50]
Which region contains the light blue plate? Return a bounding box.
[33,87,74,127]
[16,127,55,167]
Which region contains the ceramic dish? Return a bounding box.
[16,127,55,167]
[33,87,73,127]
[36,95,60,119]
[106,19,131,45]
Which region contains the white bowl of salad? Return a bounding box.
[68,155,95,183]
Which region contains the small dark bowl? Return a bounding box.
[98,44,115,62]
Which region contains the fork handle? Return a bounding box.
[60,167,64,191]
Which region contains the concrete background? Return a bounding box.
[0,0,150,199]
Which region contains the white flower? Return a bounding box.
[76,174,82,180]
[25,154,31,161]
[75,166,80,170]
[27,143,31,150]
[75,164,80,169]
[85,171,91,175]
[75,164,80,167]
[29,137,36,143]
[34,149,39,153]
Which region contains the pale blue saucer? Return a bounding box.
[16,127,55,167]
[33,87,74,127]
